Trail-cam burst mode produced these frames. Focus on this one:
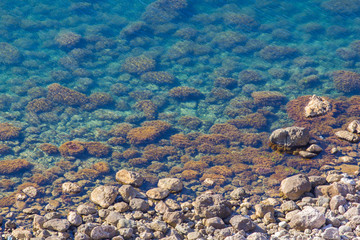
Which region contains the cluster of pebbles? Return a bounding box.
[2,167,360,240]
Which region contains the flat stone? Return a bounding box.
[62,182,81,194]
[90,225,118,240]
[146,188,169,200]
[299,150,317,158]
[22,186,37,198]
[43,219,71,232]
[335,130,360,143]
[77,204,97,215]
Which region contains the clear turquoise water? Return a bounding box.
[0,0,360,201]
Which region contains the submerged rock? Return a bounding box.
[269,127,310,147]
[347,120,360,133]
[335,130,360,143]
[304,95,331,117]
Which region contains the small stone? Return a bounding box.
[90,225,118,240]
[163,211,184,227]
[77,204,97,215]
[23,207,40,214]
[326,174,342,183]
[331,147,338,154]
[347,120,360,133]
[230,188,247,200]
[299,150,317,158]
[12,228,33,239]
[229,215,255,232]
[116,169,143,187]
[158,178,183,192]
[90,185,118,208]
[304,95,331,118]
[118,185,138,203]
[146,188,169,200]
[337,156,355,164]
[306,144,322,153]
[22,186,37,198]
[105,211,123,225]
[322,227,340,240]
[114,202,129,213]
[68,211,82,226]
[289,206,325,231]
[335,130,360,143]
[150,220,168,233]
[129,198,149,212]
[204,217,226,229]
[255,203,274,218]
[280,200,298,213]
[62,182,81,194]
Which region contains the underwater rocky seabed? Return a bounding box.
[1,0,360,233]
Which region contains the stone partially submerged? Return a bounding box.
[269,126,310,147]
[304,95,331,118]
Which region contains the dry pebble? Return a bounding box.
[5,171,360,240]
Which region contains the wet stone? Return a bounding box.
[298,150,317,158]
[118,185,139,202]
[62,182,81,194]
[335,130,360,143]
[158,178,183,192]
[230,188,247,200]
[306,144,323,153]
[116,169,144,187]
[269,126,310,147]
[22,186,37,198]
[347,120,360,133]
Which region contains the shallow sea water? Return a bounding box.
[0,0,360,212]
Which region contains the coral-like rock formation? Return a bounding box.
[304,95,331,117]
[168,86,203,101]
[47,83,89,107]
[59,141,86,157]
[0,123,21,141]
[122,55,156,75]
[333,70,360,93]
[0,159,32,174]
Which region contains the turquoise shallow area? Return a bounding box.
[0,0,360,203]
